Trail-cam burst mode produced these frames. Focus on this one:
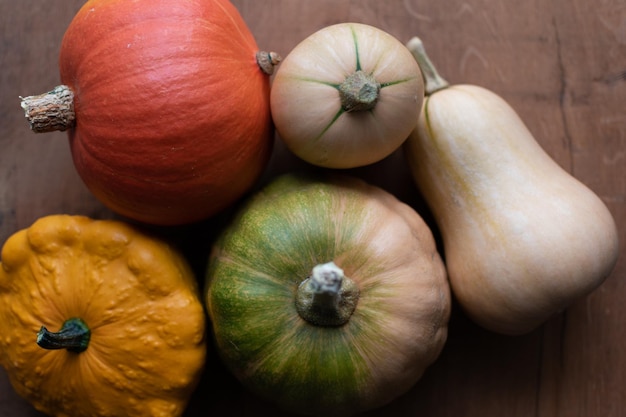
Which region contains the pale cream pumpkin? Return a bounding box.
[270,23,424,168]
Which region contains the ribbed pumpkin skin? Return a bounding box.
[206,173,450,417]
[0,215,206,417]
[60,0,273,225]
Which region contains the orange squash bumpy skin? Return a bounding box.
[0,215,206,417]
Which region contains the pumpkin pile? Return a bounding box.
[4,0,619,416]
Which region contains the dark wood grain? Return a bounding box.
[1,1,624,416]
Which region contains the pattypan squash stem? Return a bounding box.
[20,85,76,133]
[37,317,91,353]
[406,36,449,96]
[339,70,381,112]
[295,262,360,326]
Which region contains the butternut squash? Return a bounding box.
[404,37,620,335]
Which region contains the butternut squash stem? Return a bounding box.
[406,36,449,96]
[339,70,381,112]
[20,85,76,133]
[295,262,360,326]
[256,51,282,75]
[36,317,90,353]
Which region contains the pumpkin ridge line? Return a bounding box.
[211,253,290,287]
[26,262,66,324]
[311,107,345,144]
[380,77,419,88]
[74,144,209,187]
[280,75,340,88]
[350,25,362,72]
[212,0,259,55]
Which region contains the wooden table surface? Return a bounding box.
[1,1,625,416]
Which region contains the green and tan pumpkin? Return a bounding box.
[205,172,450,416]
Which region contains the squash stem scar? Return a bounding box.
[339,71,381,112]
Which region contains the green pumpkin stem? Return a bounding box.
[295,262,360,326]
[20,85,76,133]
[406,36,449,96]
[339,70,381,112]
[37,317,91,353]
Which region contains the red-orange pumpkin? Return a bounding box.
[21,0,278,226]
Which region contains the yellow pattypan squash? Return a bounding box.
[0,215,206,417]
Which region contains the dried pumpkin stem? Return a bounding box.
[406,36,449,96]
[37,317,90,353]
[20,85,76,133]
[256,51,282,75]
[295,262,359,326]
[339,70,381,112]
